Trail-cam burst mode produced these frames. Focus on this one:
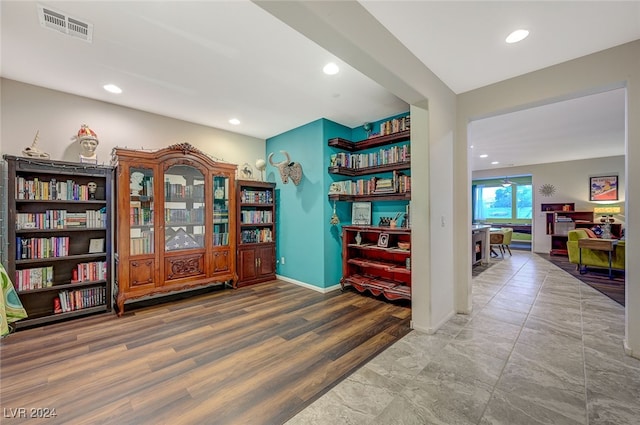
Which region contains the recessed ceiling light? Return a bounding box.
[323,62,339,75]
[506,29,529,44]
[491,161,500,165]
[103,84,122,94]
[229,118,241,125]
[479,154,488,158]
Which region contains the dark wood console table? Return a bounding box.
[578,238,618,279]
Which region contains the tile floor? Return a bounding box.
[286,251,640,425]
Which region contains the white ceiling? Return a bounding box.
[2,1,639,170]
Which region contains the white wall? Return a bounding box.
[0,79,265,168]
[473,155,625,253]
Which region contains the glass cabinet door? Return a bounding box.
[212,175,230,246]
[164,165,205,251]
[130,167,155,255]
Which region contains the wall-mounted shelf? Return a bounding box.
[328,129,410,151]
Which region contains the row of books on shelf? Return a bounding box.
[16,209,107,230]
[72,261,107,283]
[14,266,54,291]
[241,210,273,224]
[164,182,204,200]
[15,177,98,201]
[130,231,154,255]
[213,232,229,246]
[555,216,574,222]
[213,212,229,224]
[329,172,411,196]
[16,236,69,259]
[14,259,107,291]
[130,206,153,226]
[164,207,205,224]
[240,189,273,204]
[55,286,106,313]
[378,115,410,137]
[241,228,272,244]
[330,144,410,169]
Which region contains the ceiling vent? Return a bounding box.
[38,4,93,42]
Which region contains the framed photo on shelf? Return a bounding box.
[377,232,389,248]
[88,238,105,253]
[589,175,618,201]
[352,201,372,225]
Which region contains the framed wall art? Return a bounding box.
[590,175,618,201]
[351,201,372,225]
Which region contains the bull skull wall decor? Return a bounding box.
[268,150,303,185]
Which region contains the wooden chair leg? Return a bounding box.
[503,244,512,256]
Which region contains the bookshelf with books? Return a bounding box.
[235,180,276,287]
[112,144,237,315]
[542,203,622,256]
[327,124,411,202]
[4,155,113,328]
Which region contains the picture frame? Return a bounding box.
[377,232,389,248]
[351,201,372,225]
[590,175,618,201]
[89,238,105,253]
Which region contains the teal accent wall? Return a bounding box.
[267,112,410,289]
[266,119,324,286]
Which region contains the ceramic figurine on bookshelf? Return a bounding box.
[363,122,373,138]
[88,181,97,200]
[255,158,266,181]
[77,124,99,164]
[355,231,362,245]
[130,171,144,196]
[23,130,50,159]
[54,297,62,314]
[240,163,254,180]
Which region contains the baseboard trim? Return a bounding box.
[623,338,639,359]
[410,310,454,335]
[276,274,341,294]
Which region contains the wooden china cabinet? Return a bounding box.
[111,143,237,315]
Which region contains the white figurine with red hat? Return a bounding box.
[77,124,99,163]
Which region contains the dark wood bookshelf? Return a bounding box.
[328,192,411,202]
[328,161,410,177]
[4,155,113,329]
[328,129,410,151]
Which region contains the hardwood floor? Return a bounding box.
[0,280,411,425]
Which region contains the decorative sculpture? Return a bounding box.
[255,158,266,181]
[268,150,303,185]
[23,131,50,159]
[77,124,99,164]
[240,163,253,180]
[330,201,339,225]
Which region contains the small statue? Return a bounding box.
[130,171,144,196]
[23,131,50,159]
[88,181,97,200]
[77,124,99,164]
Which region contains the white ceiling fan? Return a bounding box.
[501,176,516,187]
